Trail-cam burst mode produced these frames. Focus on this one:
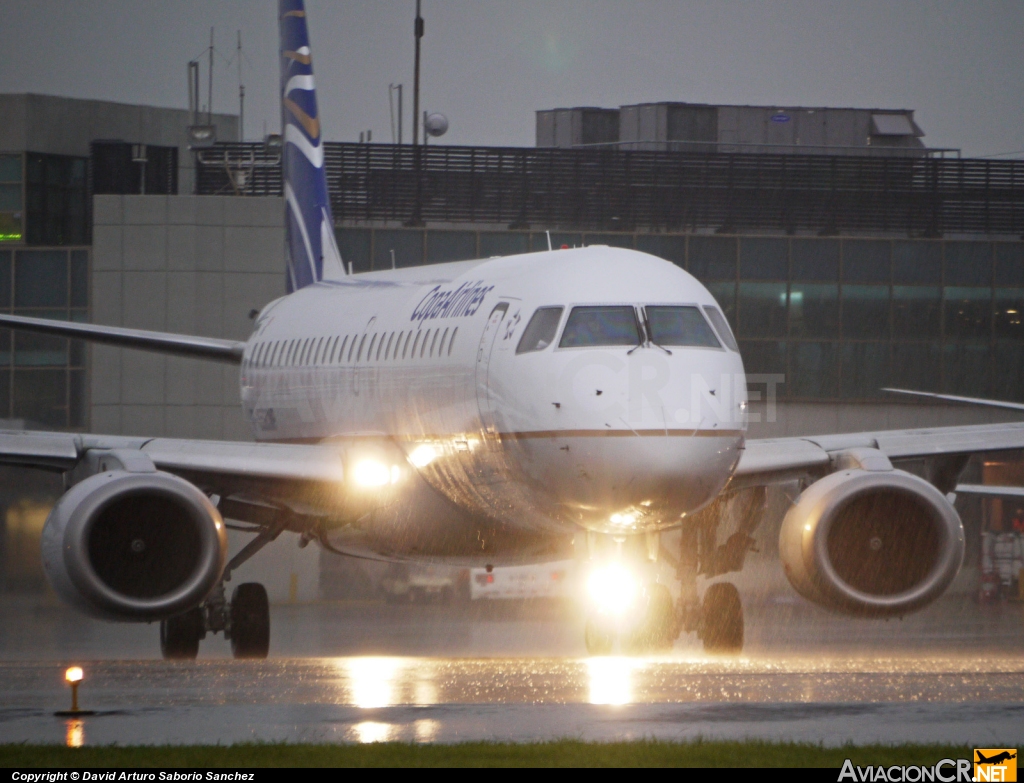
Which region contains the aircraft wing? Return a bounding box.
[733,421,1024,489]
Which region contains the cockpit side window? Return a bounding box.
[516,307,564,354]
[646,306,721,348]
[559,305,640,348]
[702,305,739,352]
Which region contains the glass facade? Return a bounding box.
[337,226,1024,401]
[0,248,88,428]
[0,154,23,244]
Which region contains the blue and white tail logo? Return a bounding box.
[279,0,346,291]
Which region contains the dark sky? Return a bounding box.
[1,1,1022,157]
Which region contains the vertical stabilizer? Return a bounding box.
[279,0,347,291]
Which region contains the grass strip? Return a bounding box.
[0,740,974,768]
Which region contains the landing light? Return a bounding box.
[409,444,438,468]
[586,562,639,616]
[610,512,637,527]
[352,459,394,488]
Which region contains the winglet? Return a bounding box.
[279,0,347,292]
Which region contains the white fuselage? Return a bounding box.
[239,247,747,563]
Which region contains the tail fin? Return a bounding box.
[279,0,346,291]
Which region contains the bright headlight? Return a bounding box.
[352,459,392,488]
[408,444,438,468]
[586,562,639,616]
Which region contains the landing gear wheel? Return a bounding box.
[230,583,270,659]
[160,607,203,660]
[584,618,615,656]
[627,584,678,654]
[700,582,744,654]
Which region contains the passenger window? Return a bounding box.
[402,331,411,359]
[328,336,337,364]
[345,335,354,363]
[412,331,422,358]
[429,330,439,358]
[646,306,721,348]
[367,333,378,362]
[439,328,449,357]
[448,327,458,356]
[384,332,394,360]
[421,329,431,358]
[559,306,640,348]
[377,333,387,361]
[356,334,367,362]
[703,305,739,352]
[516,307,564,354]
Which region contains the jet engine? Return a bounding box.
[41,470,227,621]
[778,465,964,617]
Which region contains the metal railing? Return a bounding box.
[195,142,1024,237]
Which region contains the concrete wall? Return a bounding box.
[0,94,239,193]
[90,194,285,439]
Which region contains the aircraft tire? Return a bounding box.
[700,582,743,654]
[230,583,270,659]
[626,584,677,654]
[160,607,203,660]
[584,618,615,655]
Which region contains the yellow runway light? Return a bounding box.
[55,665,95,717]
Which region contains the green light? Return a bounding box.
[0,233,22,242]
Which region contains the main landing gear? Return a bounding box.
[160,514,288,660]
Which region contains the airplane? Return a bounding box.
[3,0,1024,659]
[976,752,1017,765]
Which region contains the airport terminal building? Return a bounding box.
[2,93,1023,598]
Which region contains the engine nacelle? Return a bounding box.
[779,468,964,617]
[41,470,227,621]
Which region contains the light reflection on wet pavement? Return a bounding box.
[2,597,1024,745]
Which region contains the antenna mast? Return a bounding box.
[237,30,244,141]
[207,27,214,124]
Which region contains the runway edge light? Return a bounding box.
[54,665,96,717]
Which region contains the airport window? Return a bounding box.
[893,241,941,284]
[703,281,736,325]
[448,327,458,356]
[335,228,371,274]
[790,341,839,399]
[70,251,87,307]
[645,306,720,348]
[516,307,563,354]
[994,289,1024,340]
[841,285,889,339]
[739,238,788,281]
[843,240,890,284]
[13,368,66,429]
[703,306,738,352]
[412,331,422,358]
[420,329,431,358]
[635,234,685,268]
[944,242,992,287]
[788,284,839,338]
[24,153,88,245]
[0,252,10,307]
[585,233,635,250]
[994,243,1024,287]
[943,343,991,396]
[15,250,68,307]
[480,232,529,258]
[687,236,736,280]
[944,287,992,340]
[993,342,1024,402]
[839,342,889,400]
[737,282,787,338]
[791,239,839,282]
[559,306,641,348]
[737,340,787,390]
[356,334,367,361]
[15,327,66,366]
[374,229,424,270]
[426,231,477,264]
[892,286,941,339]
[891,342,941,393]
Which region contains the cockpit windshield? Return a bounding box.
[559,306,640,348]
[645,306,721,348]
[516,306,564,354]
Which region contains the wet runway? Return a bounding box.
[2,595,1024,746]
